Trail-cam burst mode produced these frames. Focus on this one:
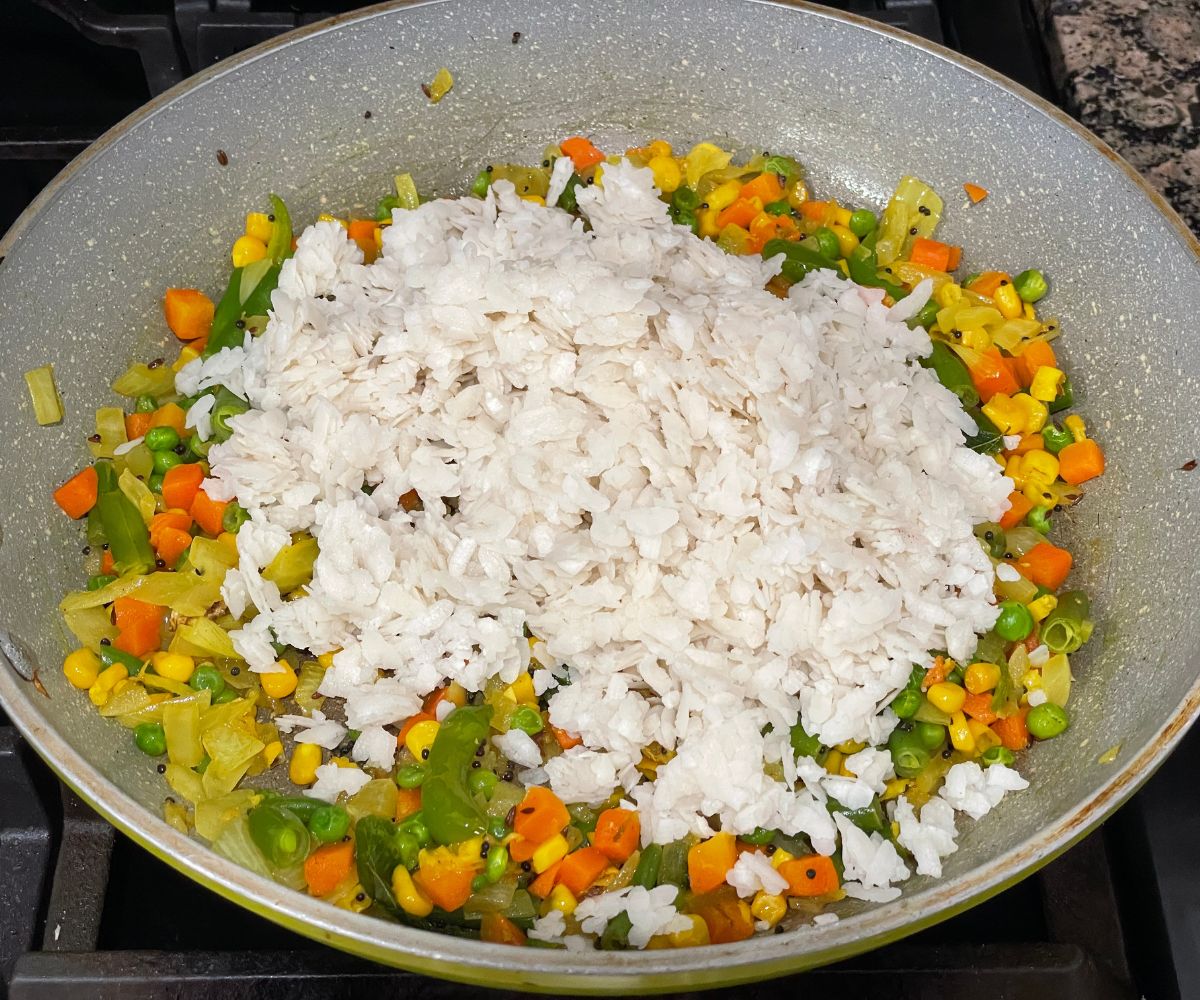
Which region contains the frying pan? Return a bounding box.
[1,0,1198,991]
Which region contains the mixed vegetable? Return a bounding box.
[46,136,1104,947]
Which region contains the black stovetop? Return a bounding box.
[0,2,1193,998]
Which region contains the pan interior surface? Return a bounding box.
[0,0,1198,990]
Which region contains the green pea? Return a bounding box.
[212,687,238,705]
[485,843,509,883]
[133,722,166,756]
[187,664,224,696]
[947,666,965,686]
[86,573,117,591]
[740,827,776,845]
[763,199,791,217]
[812,227,840,260]
[145,426,180,452]
[848,208,877,238]
[135,395,157,413]
[994,600,1034,641]
[510,705,544,735]
[399,813,430,847]
[887,728,930,778]
[308,804,350,844]
[467,768,498,800]
[1025,506,1052,535]
[152,449,184,474]
[914,721,947,751]
[222,501,250,534]
[671,186,700,212]
[188,433,211,458]
[396,832,420,870]
[487,816,509,840]
[471,873,489,893]
[1027,702,1069,740]
[1014,268,1048,303]
[148,473,164,494]
[471,170,490,198]
[981,745,1016,767]
[395,764,426,789]
[891,688,922,720]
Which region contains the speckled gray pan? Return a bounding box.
[0,0,1197,991]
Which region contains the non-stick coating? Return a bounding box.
[1,0,1198,991]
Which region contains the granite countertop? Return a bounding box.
[1035,0,1200,234]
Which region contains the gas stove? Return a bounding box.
[0,2,1194,998]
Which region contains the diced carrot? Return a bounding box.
[1015,541,1073,591]
[400,489,422,512]
[528,859,562,899]
[1058,439,1105,485]
[163,288,215,342]
[739,172,783,203]
[304,840,355,896]
[908,236,953,272]
[687,831,737,895]
[346,219,379,262]
[1014,340,1057,387]
[148,402,187,437]
[962,692,998,725]
[413,863,476,913]
[964,182,989,204]
[966,271,1011,299]
[946,245,962,271]
[507,835,536,864]
[161,463,205,511]
[778,855,840,897]
[716,197,760,230]
[550,725,583,751]
[999,491,1034,530]
[689,886,755,944]
[557,847,609,897]
[799,199,831,222]
[993,708,1030,751]
[921,656,949,691]
[592,808,640,863]
[480,912,527,946]
[101,550,115,575]
[114,617,160,657]
[513,786,569,846]
[187,334,208,353]
[560,136,605,171]
[53,466,98,520]
[114,596,162,631]
[395,786,422,822]
[965,347,1020,403]
[190,489,228,536]
[148,510,192,549]
[397,711,436,748]
[125,412,153,440]
[155,527,192,567]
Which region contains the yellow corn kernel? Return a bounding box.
[151,651,195,684]
[1012,393,1048,434]
[837,259,850,279]
[697,206,721,239]
[316,212,348,229]
[646,139,673,158]
[331,756,357,769]
[751,891,787,928]
[959,328,991,351]
[230,235,267,268]
[443,681,468,707]
[245,211,272,242]
[647,155,682,193]
[532,833,570,873]
[769,847,795,870]
[505,673,536,704]
[260,660,298,699]
[217,531,238,558]
[964,661,1001,695]
[1027,594,1058,622]
[316,649,339,669]
[828,223,859,257]
[63,648,101,690]
[882,777,910,801]
[835,739,865,755]
[87,663,128,707]
[707,180,743,213]
[1020,669,1042,691]
[289,742,322,785]
[172,346,201,372]
[262,740,284,767]
[927,681,967,714]
[520,194,545,205]
[404,719,441,760]
[1029,366,1065,403]
[548,883,578,916]
[993,282,1023,319]
[391,866,434,918]
[668,913,711,948]
[1064,414,1087,442]
[1021,449,1060,484]
[1022,479,1057,507]
[1023,301,1038,322]
[832,205,853,228]
[428,66,453,103]
[934,282,964,308]
[822,749,844,776]
[982,393,1025,436]
[948,711,975,753]
[968,719,1001,754]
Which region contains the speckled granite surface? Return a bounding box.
[1034,0,1200,234]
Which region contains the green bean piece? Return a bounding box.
[1042,423,1073,454]
[247,802,310,869]
[509,705,544,735]
[914,721,947,751]
[891,688,922,720]
[261,794,326,824]
[94,461,155,575]
[740,826,776,845]
[845,244,907,299]
[947,665,965,686]
[657,840,689,890]
[994,601,1034,641]
[209,388,250,443]
[99,645,143,673]
[1041,590,1094,654]
[201,268,246,358]
[763,199,791,217]
[907,299,939,330]
[144,426,180,452]
[1048,377,1074,414]
[86,573,117,591]
[395,764,426,789]
[134,395,157,413]
[1025,506,1052,535]
[813,227,840,260]
[1014,268,1048,303]
[133,722,166,756]
[187,433,211,458]
[848,208,877,238]
[887,727,930,778]
[487,816,509,840]
[485,843,509,883]
[920,341,980,409]
[789,719,828,763]
[467,768,498,800]
[1027,702,1069,740]
[981,745,1016,768]
[189,664,225,696]
[308,804,351,844]
[222,501,250,534]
